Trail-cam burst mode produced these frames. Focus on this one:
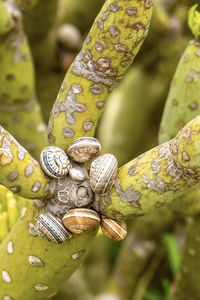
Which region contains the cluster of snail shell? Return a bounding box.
[35,137,127,244]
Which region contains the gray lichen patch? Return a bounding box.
[62,127,75,138]
[83,120,94,132]
[32,181,41,192]
[28,255,44,267]
[71,250,85,260]
[114,178,141,208]
[34,284,49,291]
[7,170,19,181]
[72,52,122,89]
[53,84,86,125]
[24,164,34,177]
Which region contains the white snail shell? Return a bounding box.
[67,137,101,163]
[101,218,127,241]
[35,212,72,243]
[90,154,118,194]
[40,146,71,178]
[69,162,89,181]
[62,208,100,234]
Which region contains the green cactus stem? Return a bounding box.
[188,4,200,41]
[0,204,96,299]
[159,40,200,143]
[48,0,153,149]
[0,1,15,35]
[0,1,154,298]
[0,2,48,159]
[96,207,174,300]
[95,115,200,219]
[0,125,51,199]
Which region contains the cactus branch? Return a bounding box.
[0,1,16,35]
[0,204,96,299]
[188,4,200,41]
[0,125,51,199]
[159,40,200,143]
[48,0,153,149]
[94,115,200,219]
[0,1,48,159]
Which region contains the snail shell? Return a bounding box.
[69,162,89,181]
[62,208,100,234]
[90,154,118,194]
[40,146,71,178]
[67,137,101,163]
[57,177,94,208]
[101,218,127,241]
[35,212,72,243]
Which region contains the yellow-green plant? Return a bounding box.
[1,1,200,300]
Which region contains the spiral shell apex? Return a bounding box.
[90,153,118,194]
[62,208,100,233]
[35,212,72,243]
[40,146,71,178]
[67,137,101,163]
[101,218,127,241]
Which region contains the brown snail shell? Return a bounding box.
[67,137,101,163]
[40,146,71,178]
[90,153,118,194]
[101,218,127,241]
[62,208,100,234]
[35,212,72,243]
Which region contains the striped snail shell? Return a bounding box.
[35,212,72,243]
[62,208,100,234]
[90,154,118,194]
[101,217,127,241]
[40,146,71,178]
[67,137,101,163]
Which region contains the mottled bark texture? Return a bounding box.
[95,116,200,219]
[48,0,153,149]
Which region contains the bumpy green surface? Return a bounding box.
[188,5,200,40]
[48,0,153,149]
[0,126,51,199]
[96,116,200,219]
[0,205,96,299]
